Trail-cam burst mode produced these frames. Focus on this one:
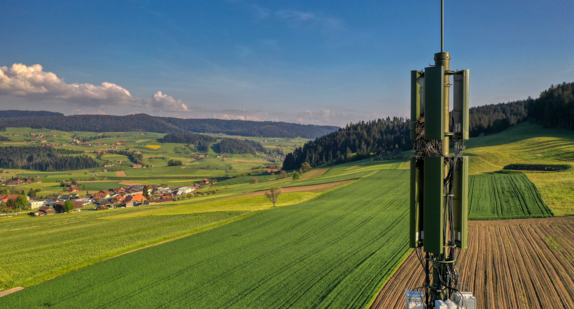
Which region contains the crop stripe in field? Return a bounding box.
[509,175,530,216]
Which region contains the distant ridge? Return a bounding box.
[0,110,64,118]
[0,111,339,139]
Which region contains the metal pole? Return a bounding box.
[440,0,444,53]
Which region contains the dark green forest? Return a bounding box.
[0,113,338,139]
[162,133,266,155]
[469,100,529,136]
[282,117,411,170]
[160,133,217,152]
[0,110,64,118]
[0,135,10,142]
[213,139,267,155]
[0,146,100,171]
[527,82,574,129]
[160,133,217,144]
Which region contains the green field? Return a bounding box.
[468,173,553,220]
[0,169,411,308]
[0,191,321,290]
[465,123,574,216]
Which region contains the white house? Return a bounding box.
[28,199,45,209]
[174,186,194,196]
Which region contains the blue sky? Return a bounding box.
[1,0,573,126]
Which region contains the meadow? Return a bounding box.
[468,173,553,220]
[0,169,412,309]
[0,190,323,290]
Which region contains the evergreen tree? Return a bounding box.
[142,185,150,200]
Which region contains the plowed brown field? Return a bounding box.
[371,217,574,309]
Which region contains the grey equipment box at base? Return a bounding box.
[453,292,476,309]
[405,290,476,308]
[405,290,425,309]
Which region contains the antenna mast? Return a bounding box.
[406,1,476,308]
[440,0,444,53]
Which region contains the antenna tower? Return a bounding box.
[406,1,476,308]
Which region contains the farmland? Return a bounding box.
[468,173,553,220]
[0,169,412,308]
[0,191,321,290]
[370,216,574,309]
[0,127,304,198]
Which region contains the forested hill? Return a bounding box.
[283,81,573,170]
[528,82,574,129]
[0,110,64,118]
[282,117,411,170]
[0,112,338,139]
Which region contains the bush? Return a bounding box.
[301,162,312,173]
[293,172,300,180]
[168,159,183,166]
[63,200,75,213]
[249,178,258,184]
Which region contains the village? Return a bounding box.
[0,178,211,217]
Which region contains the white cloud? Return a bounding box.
[0,63,134,106]
[149,91,189,112]
[251,4,270,19]
[274,10,345,32]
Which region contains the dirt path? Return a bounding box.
[0,287,24,298]
[301,168,329,180]
[370,216,574,309]
[115,171,127,177]
[220,180,354,200]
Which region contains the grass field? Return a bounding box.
[468,173,553,220]
[0,190,320,290]
[0,169,411,308]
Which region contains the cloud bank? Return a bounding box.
[0,63,134,106]
[149,91,189,112]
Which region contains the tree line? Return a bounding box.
[213,139,267,155]
[0,146,100,171]
[527,82,574,129]
[0,112,338,138]
[160,133,217,144]
[469,100,529,136]
[106,150,144,165]
[282,117,411,170]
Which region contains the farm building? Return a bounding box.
[28,199,45,209]
[123,194,147,207]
